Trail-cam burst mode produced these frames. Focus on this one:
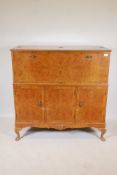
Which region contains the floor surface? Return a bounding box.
[0,117,117,175]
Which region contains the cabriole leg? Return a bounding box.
[15,128,21,141]
[100,128,106,141]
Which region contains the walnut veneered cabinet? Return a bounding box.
[11,46,111,141]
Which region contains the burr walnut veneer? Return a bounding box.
[11,46,111,141]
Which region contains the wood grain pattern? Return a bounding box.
[45,86,76,123]
[76,86,107,123]
[11,46,111,141]
[12,51,110,84]
[14,85,45,123]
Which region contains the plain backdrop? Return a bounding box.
[0,0,117,119]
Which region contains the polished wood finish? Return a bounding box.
[11,46,111,141]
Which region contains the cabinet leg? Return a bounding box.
[100,128,106,141]
[15,129,21,141]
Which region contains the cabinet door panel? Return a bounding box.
[60,52,100,84]
[14,85,45,122]
[76,87,107,123]
[45,86,76,123]
[12,51,60,83]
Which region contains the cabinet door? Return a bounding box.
[45,86,76,123]
[76,87,107,123]
[14,85,45,123]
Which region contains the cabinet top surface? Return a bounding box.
[11,45,111,52]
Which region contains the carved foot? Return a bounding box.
[100,128,106,142]
[15,129,21,141]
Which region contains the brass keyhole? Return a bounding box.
[37,101,43,107]
[29,55,37,59]
[79,101,84,107]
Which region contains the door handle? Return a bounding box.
[29,55,38,59]
[37,101,43,107]
[79,101,84,107]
